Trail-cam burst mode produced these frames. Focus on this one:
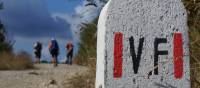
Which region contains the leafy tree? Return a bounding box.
[0,3,12,52]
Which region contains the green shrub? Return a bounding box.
[0,3,12,53]
[74,18,98,66]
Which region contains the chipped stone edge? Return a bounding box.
[95,0,112,88]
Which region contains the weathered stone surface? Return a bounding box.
[96,0,190,88]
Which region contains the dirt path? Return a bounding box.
[0,64,88,88]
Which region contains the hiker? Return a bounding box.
[65,41,74,65]
[48,38,59,67]
[34,41,42,63]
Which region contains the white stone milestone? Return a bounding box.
[96,0,190,88]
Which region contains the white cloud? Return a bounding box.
[52,0,107,43]
[52,13,81,43]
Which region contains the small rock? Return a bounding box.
[28,71,39,75]
[49,79,57,85]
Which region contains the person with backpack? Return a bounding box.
[34,41,42,63]
[48,38,59,67]
[65,41,73,65]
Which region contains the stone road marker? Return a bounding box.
[96,0,190,88]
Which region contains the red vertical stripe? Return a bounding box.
[114,32,123,78]
[173,33,184,79]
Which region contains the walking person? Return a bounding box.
[48,38,59,67]
[33,41,42,63]
[65,41,73,65]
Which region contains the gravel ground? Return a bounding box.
[0,64,88,88]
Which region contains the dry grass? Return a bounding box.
[63,59,96,88]
[73,19,98,66]
[0,52,34,70]
[183,0,200,88]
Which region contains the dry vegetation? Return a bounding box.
[63,59,96,88]
[183,0,200,88]
[0,52,34,70]
[64,18,97,88]
[0,3,33,70]
[73,19,97,66]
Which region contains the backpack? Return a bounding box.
[66,43,73,52]
[34,42,42,51]
[51,40,59,50]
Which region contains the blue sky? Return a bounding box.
[0,0,106,62]
[45,0,82,14]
